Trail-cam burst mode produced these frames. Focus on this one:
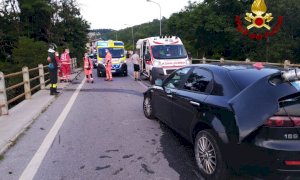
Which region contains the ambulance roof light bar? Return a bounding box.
[158,35,175,39]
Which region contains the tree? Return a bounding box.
[50,0,89,59]
[0,0,90,73]
[12,37,47,68]
[18,0,53,41]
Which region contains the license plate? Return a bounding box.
[111,69,116,73]
[291,81,300,91]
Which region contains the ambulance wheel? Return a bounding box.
[123,69,128,76]
[97,70,101,77]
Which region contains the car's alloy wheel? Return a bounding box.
[143,96,155,119]
[194,130,228,180]
[195,136,216,174]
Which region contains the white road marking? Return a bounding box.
[129,74,148,89]
[19,77,85,180]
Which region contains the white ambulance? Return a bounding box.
[136,36,190,84]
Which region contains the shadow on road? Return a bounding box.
[159,122,202,180]
[62,88,143,97]
[159,122,254,180]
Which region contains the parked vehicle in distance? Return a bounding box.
[136,36,190,84]
[88,53,97,69]
[143,63,300,179]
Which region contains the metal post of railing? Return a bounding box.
[0,72,8,115]
[202,57,206,64]
[71,58,74,73]
[284,60,290,69]
[70,59,73,74]
[38,64,45,90]
[71,58,75,73]
[75,58,77,69]
[22,67,31,99]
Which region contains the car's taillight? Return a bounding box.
[293,117,300,126]
[265,116,300,127]
[285,161,300,166]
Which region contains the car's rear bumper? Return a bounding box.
[224,141,300,178]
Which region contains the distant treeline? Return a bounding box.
[0,0,89,74]
[90,29,113,34]
[102,0,300,63]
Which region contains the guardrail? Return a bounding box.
[0,58,77,116]
[191,58,300,68]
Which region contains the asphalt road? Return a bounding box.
[0,62,250,180]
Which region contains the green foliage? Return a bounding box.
[18,0,53,41]
[0,0,89,74]
[50,0,89,60]
[12,37,47,69]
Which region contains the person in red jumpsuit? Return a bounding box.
[105,49,113,81]
[55,51,63,81]
[61,48,71,82]
[83,53,94,83]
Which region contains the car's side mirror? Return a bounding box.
[155,79,163,87]
[145,54,151,61]
[188,52,192,60]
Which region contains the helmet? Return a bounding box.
[48,43,57,52]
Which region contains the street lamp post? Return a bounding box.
[146,0,161,36]
[124,24,134,50]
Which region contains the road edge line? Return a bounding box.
[19,77,85,180]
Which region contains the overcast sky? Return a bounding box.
[77,0,195,30]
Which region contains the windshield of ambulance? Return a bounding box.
[98,48,125,58]
[151,45,187,59]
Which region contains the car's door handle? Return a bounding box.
[190,101,200,106]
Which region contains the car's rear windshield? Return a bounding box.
[229,68,279,90]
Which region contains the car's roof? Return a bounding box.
[186,63,283,91]
[188,63,282,72]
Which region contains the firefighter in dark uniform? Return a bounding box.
[47,43,60,95]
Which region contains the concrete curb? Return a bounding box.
[0,93,56,155]
[0,69,82,156]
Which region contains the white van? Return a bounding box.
[136,36,190,84]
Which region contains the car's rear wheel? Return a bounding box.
[143,95,155,119]
[194,130,228,180]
